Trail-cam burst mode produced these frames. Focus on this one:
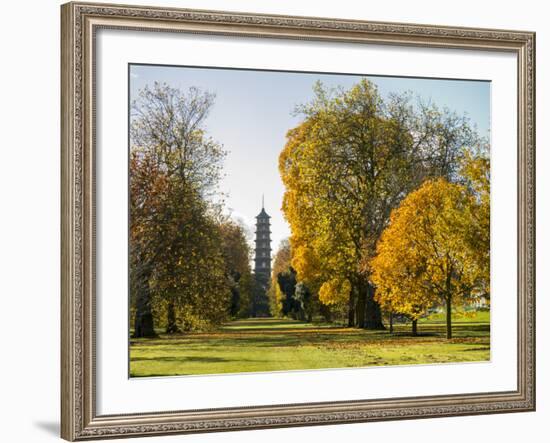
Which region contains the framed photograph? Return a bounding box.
[61,1,535,440]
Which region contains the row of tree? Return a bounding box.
[277,79,489,338]
[130,83,254,337]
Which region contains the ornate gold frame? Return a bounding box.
[61,2,536,440]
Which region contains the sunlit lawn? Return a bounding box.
[129,312,490,377]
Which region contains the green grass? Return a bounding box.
[419,309,490,324]
[129,315,490,377]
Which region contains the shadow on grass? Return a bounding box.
[388,332,439,337]
[459,347,490,352]
[132,355,226,363]
[131,355,269,364]
[133,374,177,377]
[132,330,490,352]
[130,319,491,355]
[150,332,381,349]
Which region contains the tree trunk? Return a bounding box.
[389,311,394,334]
[444,264,453,339]
[446,296,453,339]
[347,291,356,327]
[320,303,332,322]
[133,268,156,338]
[364,282,385,330]
[355,285,366,328]
[250,297,257,318]
[411,319,418,336]
[166,301,179,334]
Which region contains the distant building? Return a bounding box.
[471,295,489,309]
[251,198,271,316]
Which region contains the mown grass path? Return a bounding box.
[130,316,490,377]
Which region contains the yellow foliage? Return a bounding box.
[371,177,489,319]
[279,82,400,301]
[460,150,490,295]
[279,79,488,324]
[319,278,351,305]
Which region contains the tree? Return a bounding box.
[460,150,490,297]
[131,82,225,198]
[130,82,228,336]
[280,79,479,329]
[269,239,294,317]
[143,175,230,333]
[278,270,300,317]
[294,282,314,322]
[218,219,253,318]
[371,178,486,338]
[269,239,320,321]
[130,151,167,337]
[269,240,295,318]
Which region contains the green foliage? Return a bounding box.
[218,219,253,318]
[270,239,328,322]
[294,282,314,322]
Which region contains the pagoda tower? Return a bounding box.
[252,196,271,316]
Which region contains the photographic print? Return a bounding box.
[129,64,491,378]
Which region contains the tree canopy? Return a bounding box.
[280,79,483,329]
[130,82,253,336]
[371,166,489,338]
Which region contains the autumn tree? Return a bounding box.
[130,82,228,337]
[371,178,487,338]
[460,149,490,297]
[280,79,479,329]
[269,239,317,320]
[268,239,293,317]
[218,219,253,318]
[294,282,315,322]
[129,151,167,338]
[131,155,231,334]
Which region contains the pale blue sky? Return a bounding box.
[130,64,490,256]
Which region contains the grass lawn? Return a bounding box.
[129,312,490,377]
